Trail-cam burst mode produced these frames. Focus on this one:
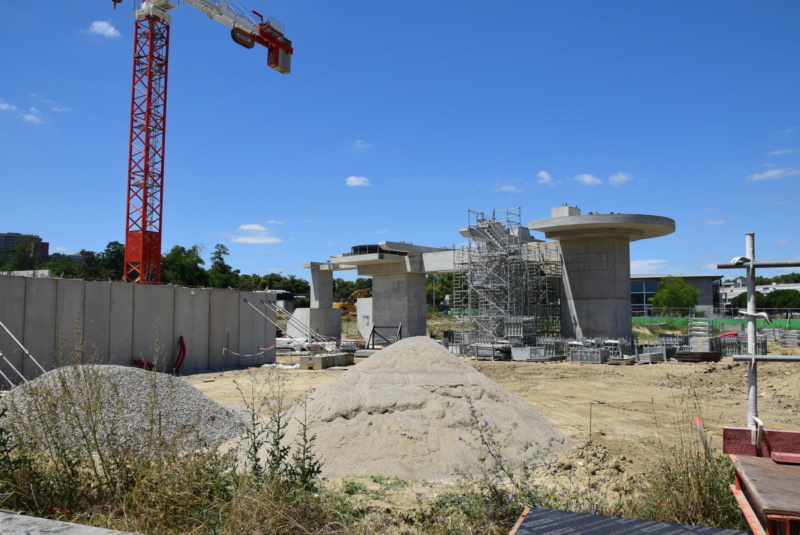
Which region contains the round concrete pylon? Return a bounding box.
[528,212,675,340]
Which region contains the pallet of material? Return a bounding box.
[569,348,610,364]
[608,357,636,366]
[673,351,722,363]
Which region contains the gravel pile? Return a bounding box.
[280,336,570,480]
[3,365,245,452]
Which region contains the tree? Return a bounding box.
[1,238,42,271]
[649,276,699,315]
[46,253,79,278]
[766,289,800,310]
[78,251,103,280]
[730,291,767,310]
[208,244,238,288]
[162,245,208,287]
[333,277,371,302]
[98,241,125,281]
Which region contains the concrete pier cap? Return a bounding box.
[304,242,454,340]
[529,204,675,340]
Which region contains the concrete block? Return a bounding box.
[299,354,335,370]
[108,282,134,366]
[0,275,27,380]
[174,287,210,372]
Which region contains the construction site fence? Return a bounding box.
[633,316,800,330]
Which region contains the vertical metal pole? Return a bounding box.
[746,233,756,355]
[745,233,758,437]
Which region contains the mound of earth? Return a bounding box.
[3,365,244,452]
[281,337,570,480]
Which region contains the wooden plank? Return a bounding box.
[771,451,800,464]
[730,454,800,517]
[508,507,530,535]
[723,427,800,456]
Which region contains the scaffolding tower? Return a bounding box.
[453,208,561,346]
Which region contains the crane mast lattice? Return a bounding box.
[118,0,292,283]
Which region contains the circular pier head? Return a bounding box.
[529,205,675,339]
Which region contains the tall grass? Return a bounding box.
[0,320,749,533]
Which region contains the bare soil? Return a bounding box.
[181,344,800,477]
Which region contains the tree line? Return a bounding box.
[0,239,383,304]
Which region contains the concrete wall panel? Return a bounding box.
[174,287,210,372]
[0,275,27,381]
[372,273,426,338]
[108,282,134,366]
[251,293,275,364]
[133,284,175,371]
[2,277,278,379]
[22,278,57,378]
[54,279,86,363]
[238,292,275,366]
[83,282,111,362]
[263,295,276,363]
[238,292,254,366]
[209,291,239,370]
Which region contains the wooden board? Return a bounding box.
[730,454,800,517]
[723,427,800,457]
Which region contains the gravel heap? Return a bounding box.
[280,336,570,480]
[3,365,245,452]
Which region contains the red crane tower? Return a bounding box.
[114,0,292,283]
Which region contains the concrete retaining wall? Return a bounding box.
[0,275,276,383]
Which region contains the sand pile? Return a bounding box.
[281,336,570,480]
[3,365,245,452]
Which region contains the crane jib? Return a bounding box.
[231,27,255,49]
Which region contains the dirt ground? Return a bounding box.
[181,344,800,477]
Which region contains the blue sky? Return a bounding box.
[2,1,799,280]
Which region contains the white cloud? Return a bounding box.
[777,239,791,245]
[608,172,632,186]
[238,223,267,232]
[630,259,669,274]
[494,182,520,193]
[376,229,390,234]
[353,140,373,151]
[769,149,794,156]
[573,173,602,186]
[88,21,121,38]
[704,218,726,226]
[346,175,371,187]
[266,220,283,225]
[778,126,797,134]
[52,106,70,112]
[746,168,800,181]
[29,106,39,114]
[0,99,18,112]
[230,224,282,244]
[21,114,43,124]
[536,170,554,186]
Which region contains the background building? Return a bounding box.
[630,274,722,316]
[0,233,49,262]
